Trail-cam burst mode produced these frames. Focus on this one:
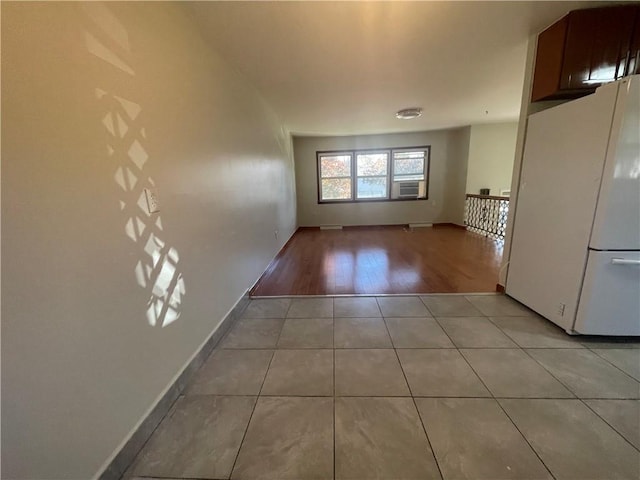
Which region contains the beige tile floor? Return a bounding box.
[126,295,640,480]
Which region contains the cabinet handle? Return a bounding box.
[611,258,640,266]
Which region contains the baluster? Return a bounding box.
[464,194,509,240]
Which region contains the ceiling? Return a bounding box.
[189,1,601,136]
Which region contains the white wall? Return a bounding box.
[1,3,296,478]
[465,122,518,196]
[294,128,471,227]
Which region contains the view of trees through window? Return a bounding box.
[393,151,425,182]
[318,147,429,202]
[356,153,388,199]
[319,154,352,200]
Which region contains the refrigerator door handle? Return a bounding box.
[611,258,640,266]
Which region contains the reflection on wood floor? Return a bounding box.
[251,225,503,296]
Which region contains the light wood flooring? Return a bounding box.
[251,225,503,296]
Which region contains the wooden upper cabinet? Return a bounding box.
[531,5,640,102]
[531,16,569,103]
[628,8,640,76]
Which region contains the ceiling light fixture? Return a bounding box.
[395,107,423,120]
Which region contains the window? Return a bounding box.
[356,151,389,199]
[317,146,429,203]
[393,150,425,182]
[318,152,352,201]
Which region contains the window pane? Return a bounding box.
[357,153,388,176]
[320,155,351,178]
[394,157,424,174]
[393,156,425,182]
[357,177,388,199]
[394,150,425,160]
[321,178,351,200]
[393,150,425,182]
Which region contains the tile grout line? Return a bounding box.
[176,297,638,479]
[380,308,446,480]
[519,346,640,454]
[578,399,640,454]
[120,308,245,480]
[118,395,184,480]
[520,346,622,398]
[226,304,286,479]
[586,346,640,383]
[492,400,558,480]
[134,475,227,480]
[283,297,294,320]
[484,315,541,349]
[431,315,520,348]
[220,345,629,351]
[332,298,336,480]
[118,295,256,479]
[477,310,635,472]
[134,475,225,480]
[418,295,436,318]
[225,391,261,478]
[448,318,558,480]
[128,393,640,399]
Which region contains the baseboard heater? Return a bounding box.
[320,225,343,230]
[408,223,433,229]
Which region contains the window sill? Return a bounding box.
[318,197,429,205]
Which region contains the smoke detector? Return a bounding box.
[395,107,423,120]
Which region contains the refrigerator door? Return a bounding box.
[574,250,640,335]
[590,75,640,250]
[506,82,618,331]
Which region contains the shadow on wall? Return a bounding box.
[83,2,186,327]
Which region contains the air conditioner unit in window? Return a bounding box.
[398,181,420,197]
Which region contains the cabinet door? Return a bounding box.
[560,6,636,90]
[531,17,568,102]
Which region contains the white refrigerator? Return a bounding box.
[507,75,640,336]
